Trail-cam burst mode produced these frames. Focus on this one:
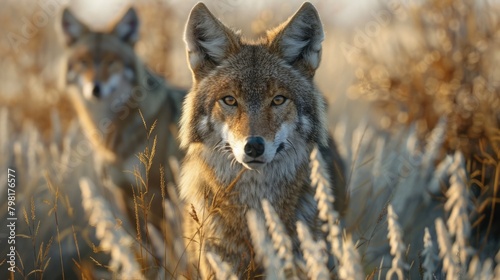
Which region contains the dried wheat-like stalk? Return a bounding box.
[247,209,284,279]
[57,121,79,177]
[309,146,342,260]
[164,195,189,276]
[262,199,297,278]
[421,227,438,280]
[386,205,409,280]
[495,251,500,279]
[351,121,369,163]
[50,108,62,145]
[145,223,166,279]
[338,235,364,280]
[421,118,447,173]
[333,118,350,166]
[147,198,189,279]
[467,256,493,280]
[206,252,238,280]
[151,192,189,279]
[435,218,460,280]
[371,136,385,183]
[445,151,473,267]
[350,123,374,184]
[27,123,40,179]
[428,154,453,195]
[79,178,145,280]
[297,221,329,279]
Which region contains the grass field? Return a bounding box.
[0,0,499,279]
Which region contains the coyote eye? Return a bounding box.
[271,95,287,106]
[222,96,237,106]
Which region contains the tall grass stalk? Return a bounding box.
[79,178,145,280]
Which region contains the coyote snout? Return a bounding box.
[244,136,265,158]
[78,70,134,100]
[234,135,271,169]
[242,135,288,169]
[225,122,294,170]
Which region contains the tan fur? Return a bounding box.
[61,7,186,228]
[179,2,346,278]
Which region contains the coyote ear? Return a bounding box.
[268,2,324,79]
[62,8,89,46]
[184,3,239,81]
[112,7,140,46]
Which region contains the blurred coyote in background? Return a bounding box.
[179,2,346,278]
[61,7,185,226]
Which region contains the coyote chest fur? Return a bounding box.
[179,2,345,278]
[61,7,185,225]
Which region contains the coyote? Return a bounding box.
[61,7,185,225]
[179,2,346,278]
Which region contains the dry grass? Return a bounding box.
[349,0,500,253]
[0,0,499,279]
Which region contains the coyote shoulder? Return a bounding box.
[179,2,346,278]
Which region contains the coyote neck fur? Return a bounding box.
[202,141,310,204]
[181,141,318,274]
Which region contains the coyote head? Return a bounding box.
[61,7,139,101]
[180,2,328,170]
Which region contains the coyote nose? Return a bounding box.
[244,137,265,158]
[92,83,101,98]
